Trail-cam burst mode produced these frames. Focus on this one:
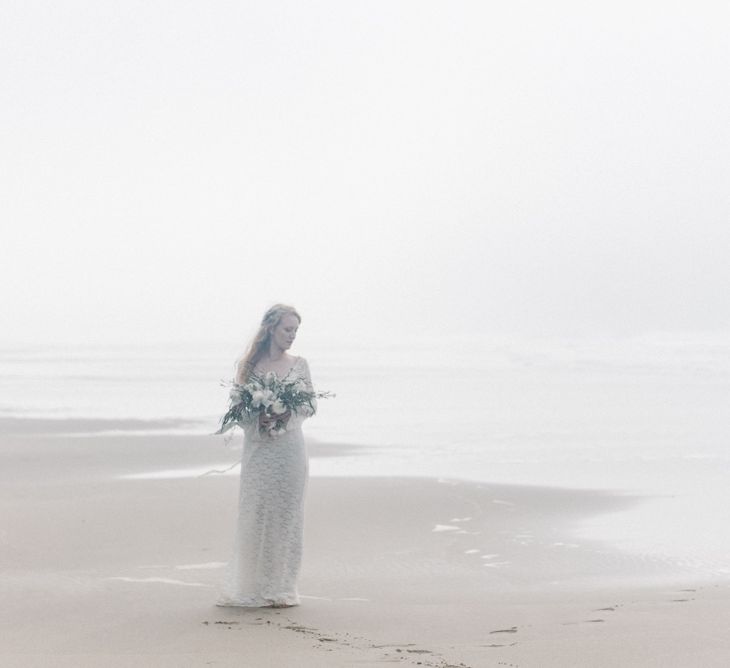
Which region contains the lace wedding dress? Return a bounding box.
[216,356,315,607]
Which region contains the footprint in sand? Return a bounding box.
[490,626,518,634]
[283,624,318,633]
[483,642,518,648]
[672,589,697,602]
[372,643,417,649]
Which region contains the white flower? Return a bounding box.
[271,399,286,415]
[251,389,274,408]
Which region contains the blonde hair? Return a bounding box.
[236,303,301,383]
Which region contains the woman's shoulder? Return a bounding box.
[234,358,251,384]
[293,355,311,375]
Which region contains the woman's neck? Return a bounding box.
[264,346,287,362]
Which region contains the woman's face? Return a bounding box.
[271,314,300,352]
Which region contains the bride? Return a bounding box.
[216,303,316,608]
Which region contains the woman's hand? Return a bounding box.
[258,408,292,433]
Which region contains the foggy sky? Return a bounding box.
[2,1,729,345]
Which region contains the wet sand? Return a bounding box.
[1,425,729,667]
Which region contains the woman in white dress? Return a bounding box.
[216,303,316,608]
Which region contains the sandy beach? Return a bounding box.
[1,420,729,667]
[4,0,729,662]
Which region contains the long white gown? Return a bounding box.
[216,356,315,607]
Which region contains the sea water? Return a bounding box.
[1,334,729,576]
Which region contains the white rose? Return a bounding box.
[271,399,286,415]
[261,389,275,407]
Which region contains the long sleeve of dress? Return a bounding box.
[288,357,316,431]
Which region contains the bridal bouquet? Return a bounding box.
[215,371,335,438]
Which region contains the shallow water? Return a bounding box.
[2,334,729,577]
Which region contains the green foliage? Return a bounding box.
[215,370,335,437]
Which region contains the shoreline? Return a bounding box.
[1,428,729,666]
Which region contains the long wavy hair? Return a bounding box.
[235,303,302,383]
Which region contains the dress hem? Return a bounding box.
[215,593,301,608]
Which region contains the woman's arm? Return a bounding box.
[294,357,317,419]
[232,361,257,427]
